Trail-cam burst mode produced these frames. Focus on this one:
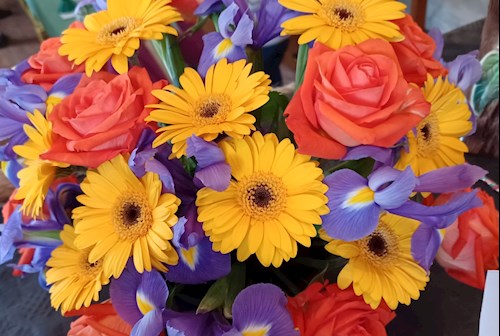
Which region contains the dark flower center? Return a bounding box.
[421,124,431,141]
[334,8,353,20]
[367,233,388,257]
[123,203,141,226]
[251,185,273,208]
[199,101,221,118]
[111,26,127,36]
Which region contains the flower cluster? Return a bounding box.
[0,0,498,335]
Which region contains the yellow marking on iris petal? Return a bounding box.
[346,187,375,207]
[136,292,154,315]
[180,246,199,271]
[215,38,234,57]
[242,325,271,336]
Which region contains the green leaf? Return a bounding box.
[196,277,229,314]
[295,43,309,91]
[151,34,186,88]
[223,262,246,319]
[180,156,197,177]
[325,158,375,177]
[256,91,290,139]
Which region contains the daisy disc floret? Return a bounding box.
[146,59,272,159]
[72,155,180,278]
[279,0,406,49]
[59,0,182,76]
[322,213,429,309]
[395,75,473,175]
[46,225,110,314]
[196,132,329,267]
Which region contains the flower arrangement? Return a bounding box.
[0,0,498,335]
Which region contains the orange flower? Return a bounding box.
[285,40,430,159]
[287,282,395,336]
[42,67,165,168]
[436,189,499,289]
[66,301,132,336]
[390,15,448,86]
[21,24,86,91]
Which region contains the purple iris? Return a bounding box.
[186,135,231,192]
[322,164,486,241]
[164,310,231,336]
[111,261,169,336]
[446,51,483,92]
[428,27,444,61]
[130,128,197,202]
[198,3,254,76]
[0,68,82,160]
[1,159,23,187]
[165,211,231,284]
[74,0,107,13]
[223,283,298,336]
[194,0,225,16]
[342,145,398,170]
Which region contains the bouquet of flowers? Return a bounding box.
[1,0,498,335]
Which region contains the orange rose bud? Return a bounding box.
[285,40,430,159]
[287,282,395,336]
[41,67,166,168]
[391,15,448,86]
[436,189,499,289]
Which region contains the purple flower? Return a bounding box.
[446,51,483,92]
[110,261,169,336]
[1,159,23,187]
[428,27,444,61]
[0,69,82,160]
[164,310,231,336]
[194,0,225,16]
[130,129,197,202]
[322,164,486,241]
[223,283,298,336]
[343,145,397,170]
[411,225,444,272]
[165,210,231,284]
[198,3,254,76]
[74,0,107,13]
[251,0,298,48]
[186,135,231,192]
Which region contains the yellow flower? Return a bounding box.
[196,132,329,267]
[279,0,406,49]
[395,75,473,176]
[146,59,271,159]
[322,213,429,310]
[72,154,180,278]
[59,0,182,76]
[13,110,70,218]
[46,225,110,314]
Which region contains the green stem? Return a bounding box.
[152,34,186,88]
[246,47,264,73]
[295,43,309,91]
[178,16,210,42]
[211,13,220,32]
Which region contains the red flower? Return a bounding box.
[285,39,430,159]
[66,301,132,336]
[42,67,165,168]
[436,189,499,289]
[287,282,395,336]
[391,15,448,86]
[21,35,85,91]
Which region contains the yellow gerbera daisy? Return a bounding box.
[146,58,272,159]
[46,225,110,314]
[395,75,473,176]
[72,154,180,278]
[59,0,182,76]
[13,110,70,218]
[321,213,429,310]
[279,0,406,49]
[196,132,329,267]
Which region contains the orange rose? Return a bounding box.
[287,282,395,336]
[42,67,165,168]
[66,302,132,336]
[436,189,499,289]
[391,15,448,86]
[285,40,430,159]
[21,27,86,91]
